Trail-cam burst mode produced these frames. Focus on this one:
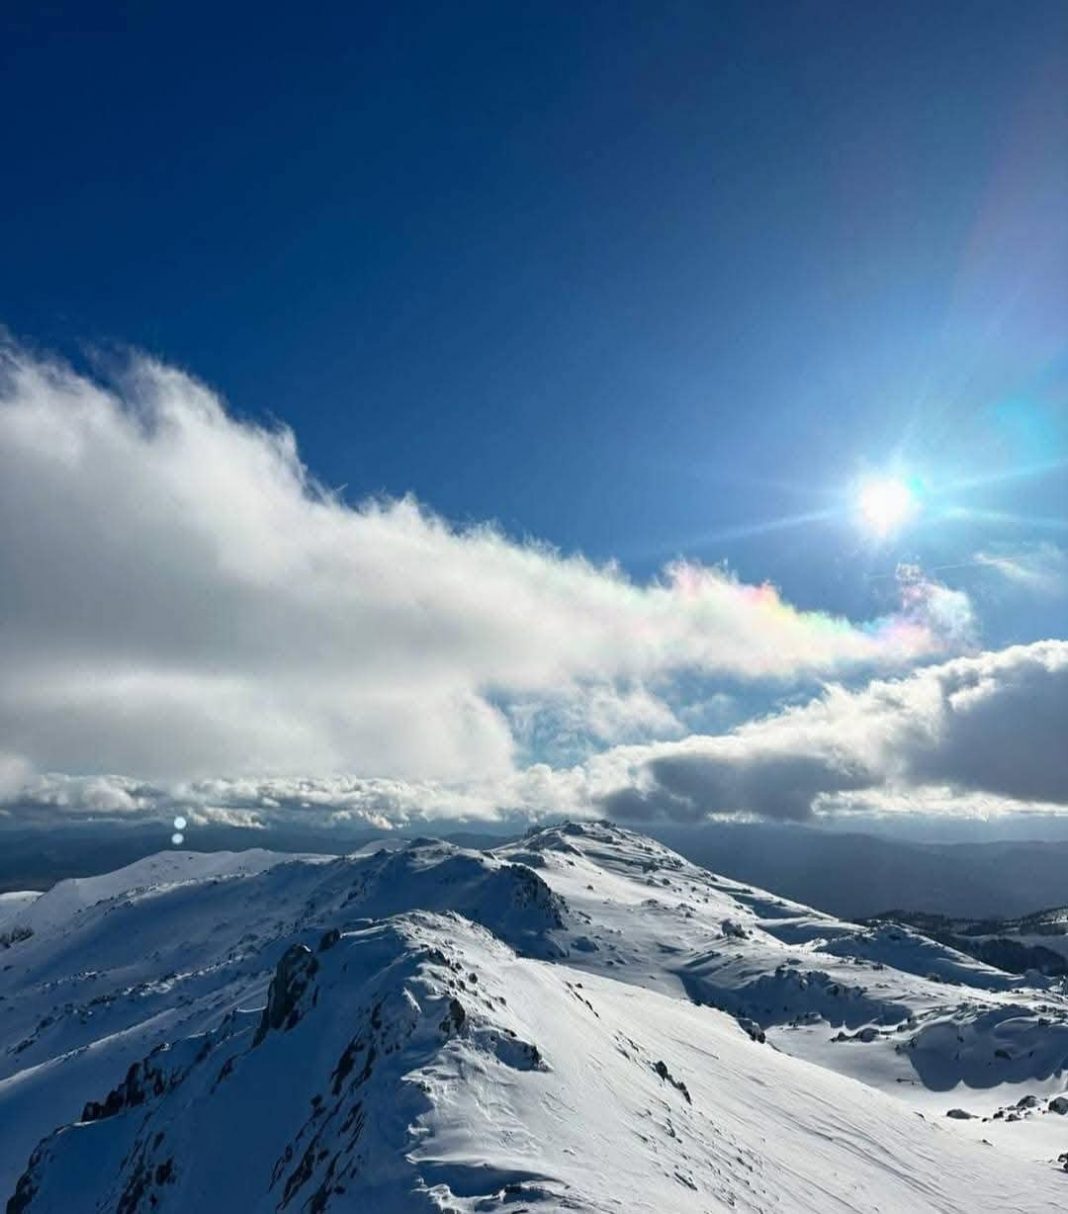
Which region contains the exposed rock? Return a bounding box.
[440,997,467,1036]
[254,945,319,1046]
[653,1059,692,1105]
[318,928,341,952]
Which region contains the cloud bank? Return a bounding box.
[6,639,1066,834]
[591,640,1068,822]
[5,339,1057,835]
[0,340,954,791]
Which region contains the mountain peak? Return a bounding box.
[3,827,1068,1211]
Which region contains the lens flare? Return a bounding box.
[857,476,916,538]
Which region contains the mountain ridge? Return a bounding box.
[3,821,1067,1211]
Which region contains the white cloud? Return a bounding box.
[590,640,1068,821]
[896,562,976,646]
[0,753,32,801]
[7,633,1067,837]
[4,641,1065,832]
[0,340,959,788]
[504,681,684,767]
[975,544,1067,597]
[0,769,582,833]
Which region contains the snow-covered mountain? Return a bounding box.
[2,822,1067,1211]
[868,907,1068,977]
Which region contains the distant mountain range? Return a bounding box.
[4,819,1068,923]
[651,822,1068,920]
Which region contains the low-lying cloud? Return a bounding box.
[0,340,958,789]
[592,640,1068,821]
[5,637,1066,836]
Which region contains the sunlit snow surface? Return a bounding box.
[1,824,1067,1211]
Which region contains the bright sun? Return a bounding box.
[857,475,915,538]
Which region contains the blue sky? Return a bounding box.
[5,3,1064,606]
[1,2,1066,833]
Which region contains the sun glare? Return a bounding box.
[857,476,915,538]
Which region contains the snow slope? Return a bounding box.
[1,849,307,937]
[0,894,39,932]
[2,823,1067,1211]
[871,908,1068,975]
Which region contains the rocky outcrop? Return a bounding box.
[254,944,320,1045]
